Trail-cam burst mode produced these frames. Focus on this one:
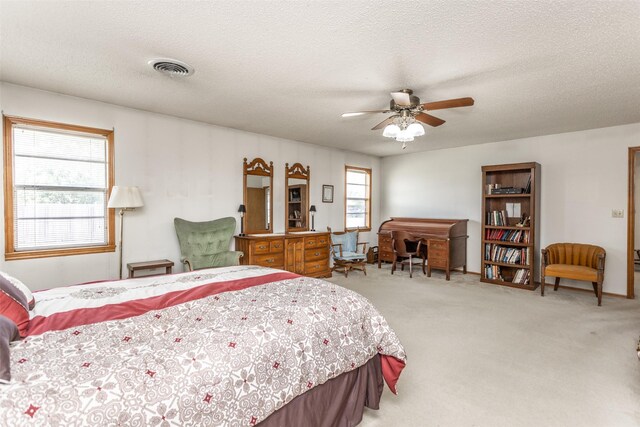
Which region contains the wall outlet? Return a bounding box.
[611,209,624,218]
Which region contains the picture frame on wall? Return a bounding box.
[322,185,334,203]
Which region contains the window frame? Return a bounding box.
[344,165,372,232]
[3,115,116,260]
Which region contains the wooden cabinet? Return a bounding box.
[377,218,468,280]
[481,162,540,290]
[235,232,331,278]
[285,237,305,274]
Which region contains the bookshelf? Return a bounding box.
[481,162,541,290]
[287,184,306,229]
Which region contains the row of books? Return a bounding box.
[486,210,509,226]
[512,269,530,285]
[483,265,530,285]
[484,244,530,265]
[485,228,530,243]
[484,265,503,281]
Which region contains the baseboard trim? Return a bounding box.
[456,269,626,298]
[544,283,626,299]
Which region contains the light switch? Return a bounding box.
[611,209,624,218]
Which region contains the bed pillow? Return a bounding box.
[0,272,34,310]
[0,274,30,337]
[0,315,19,384]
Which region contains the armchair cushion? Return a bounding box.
[544,264,598,282]
[330,231,358,253]
[334,251,366,261]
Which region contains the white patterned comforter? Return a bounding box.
[0,266,406,426]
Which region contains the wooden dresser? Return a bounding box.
[378,218,468,280]
[234,232,331,278]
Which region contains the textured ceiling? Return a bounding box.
[1,1,639,157]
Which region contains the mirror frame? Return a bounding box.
[243,157,274,235]
[285,162,310,232]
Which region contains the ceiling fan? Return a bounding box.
[341,89,474,149]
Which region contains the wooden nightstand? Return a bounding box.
[127,259,174,278]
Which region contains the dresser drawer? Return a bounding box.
[254,253,284,268]
[269,240,284,253]
[305,259,328,274]
[305,235,329,249]
[305,247,329,262]
[253,240,271,254]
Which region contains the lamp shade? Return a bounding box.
[107,186,144,209]
[309,205,317,213]
[238,204,246,213]
[382,124,400,138]
[407,122,425,137]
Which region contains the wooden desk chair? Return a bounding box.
[327,227,368,277]
[541,243,606,306]
[391,231,426,278]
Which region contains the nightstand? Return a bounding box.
[127,259,174,278]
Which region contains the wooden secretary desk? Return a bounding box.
[235,232,331,278]
[378,218,468,280]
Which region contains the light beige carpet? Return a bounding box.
[327,265,640,427]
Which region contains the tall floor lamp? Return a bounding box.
[108,186,144,279]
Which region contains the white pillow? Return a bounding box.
[0,272,34,310]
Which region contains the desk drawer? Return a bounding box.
[379,250,395,262]
[428,240,448,251]
[253,240,271,254]
[305,235,329,249]
[254,253,284,268]
[305,247,329,262]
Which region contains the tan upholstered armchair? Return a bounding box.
[541,243,606,306]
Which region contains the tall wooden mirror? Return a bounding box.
[243,158,273,234]
[285,162,310,232]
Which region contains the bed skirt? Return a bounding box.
[260,354,384,427]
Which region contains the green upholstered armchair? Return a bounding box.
[174,217,243,271]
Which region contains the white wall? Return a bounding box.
[381,123,640,296]
[0,83,380,290]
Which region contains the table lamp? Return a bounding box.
[309,205,317,231]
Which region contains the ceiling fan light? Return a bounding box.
[407,122,425,137]
[383,124,400,138]
[395,130,414,143]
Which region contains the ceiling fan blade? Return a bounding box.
[341,110,391,117]
[371,116,397,130]
[415,112,446,127]
[390,92,411,106]
[421,97,475,111]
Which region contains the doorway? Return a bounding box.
[627,147,640,299]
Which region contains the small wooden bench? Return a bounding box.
[127,259,174,278]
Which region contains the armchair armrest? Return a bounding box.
[330,243,343,257]
[180,256,193,272]
[356,242,368,254]
[596,252,606,282]
[541,248,548,269]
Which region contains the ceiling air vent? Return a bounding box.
[148,58,195,77]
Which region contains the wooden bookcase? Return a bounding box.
[287,184,306,229]
[481,162,541,290]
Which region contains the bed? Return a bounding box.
[0,265,406,426]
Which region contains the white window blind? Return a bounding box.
[346,168,371,229]
[12,125,109,251]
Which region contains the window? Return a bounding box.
[345,165,371,231]
[3,116,115,260]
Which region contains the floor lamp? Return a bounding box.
[108,186,144,279]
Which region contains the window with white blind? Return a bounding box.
[3,116,115,260]
[345,166,372,231]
